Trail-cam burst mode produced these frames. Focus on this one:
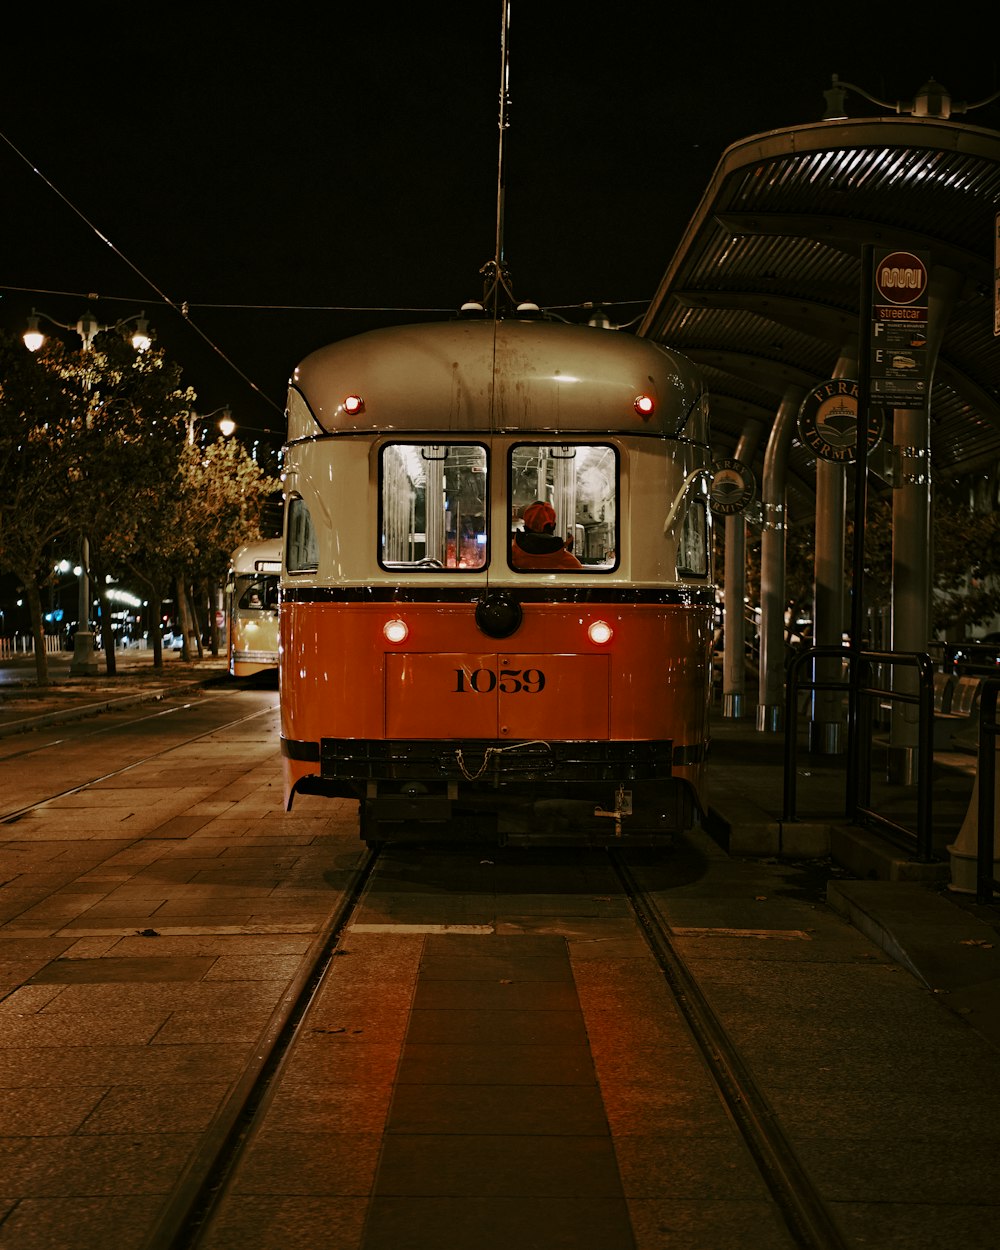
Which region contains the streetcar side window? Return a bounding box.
[509,443,618,571]
[677,499,709,578]
[379,442,488,570]
[286,496,319,574]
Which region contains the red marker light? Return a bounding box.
[343,394,365,416]
[634,394,655,418]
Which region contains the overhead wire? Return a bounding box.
[1,285,649,317]
[0,285,461,315]
[0,125,284,416]
[1,119,652,423]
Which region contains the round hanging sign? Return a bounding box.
[874,251,928,306]
[797,379,883,463]
[710,458,756,514]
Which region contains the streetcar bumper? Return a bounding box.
[283,735,700,844]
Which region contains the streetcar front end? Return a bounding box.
[279,314,714,848]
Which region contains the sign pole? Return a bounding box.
[847,245,875,813]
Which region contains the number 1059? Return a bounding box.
[453,668,546,693]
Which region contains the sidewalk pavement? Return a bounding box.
[2,658,999,1050]
[0,648,231,736]
[706,712,1000,1050]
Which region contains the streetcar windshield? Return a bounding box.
[236,574,279,611]
[380,442,488,570]
[509,443,618,571]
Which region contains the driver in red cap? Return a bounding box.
[511,500,584,570]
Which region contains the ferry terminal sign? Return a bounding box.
[710,458,755,514]
[797,379,883,463]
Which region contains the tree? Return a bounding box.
[2,324,283,678]
[173,437,280,660]
[731,514,816,647]
[62,328,192,675]
[0,332,81,684]
[932,501,1000,637]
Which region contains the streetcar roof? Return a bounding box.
[230,537,282,575]
[286,317,706,441]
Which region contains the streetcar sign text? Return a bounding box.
[454,668,546,693]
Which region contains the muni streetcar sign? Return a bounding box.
[870,248,931,407]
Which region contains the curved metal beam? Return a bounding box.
[672,290,856,345]
[685,347,817,393]
[713,211,988,280]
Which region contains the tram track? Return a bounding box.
[610,851,849,1250]
[146,847,380,1250]
[0,696,208,762]
[3,677,993,1250]
[0,698,277,824]
[134,840,854,1250]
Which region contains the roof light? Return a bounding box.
[588,620,613,645]
[634,394,655,417]
[343,394,365,416]
[383,618,408,643]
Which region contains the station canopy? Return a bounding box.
[639,95,1000,525]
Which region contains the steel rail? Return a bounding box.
[0,700,276,824]
[145,847,380,1250]
[611,852,850,1250]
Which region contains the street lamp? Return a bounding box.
[186,405,236,445]
[23,304,154,675]
[822,74,1000,121]
[23,306,151,353]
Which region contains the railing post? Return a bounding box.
[977,681,999,904]
[916,654,935,861]
[854,653,872,820]
[782,649,802,821]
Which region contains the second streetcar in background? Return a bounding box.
[225,538,281,678]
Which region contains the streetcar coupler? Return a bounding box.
[593,785,633,837]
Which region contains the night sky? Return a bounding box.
[3,4,998,450]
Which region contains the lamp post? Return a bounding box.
[186,405,236,446]
[821,74,1000,121]
[23,305,153,675]
[178,406,237,661]
[24,307,151,353]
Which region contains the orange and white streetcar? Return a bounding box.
[279,305,714,847]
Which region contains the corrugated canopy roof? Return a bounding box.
[639,115,1000,522]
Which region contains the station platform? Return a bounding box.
[704,713,1000,1050]
[2,655,1000,1249]
[2,655,998,1051]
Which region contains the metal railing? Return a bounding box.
[783,645,851,822]
[783,645,936,862]
[976,679,999,905]
[0,635,63,660]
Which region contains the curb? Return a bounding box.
[827,879,1000,994]
[0,675,228,738]
[707,802,837,858]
